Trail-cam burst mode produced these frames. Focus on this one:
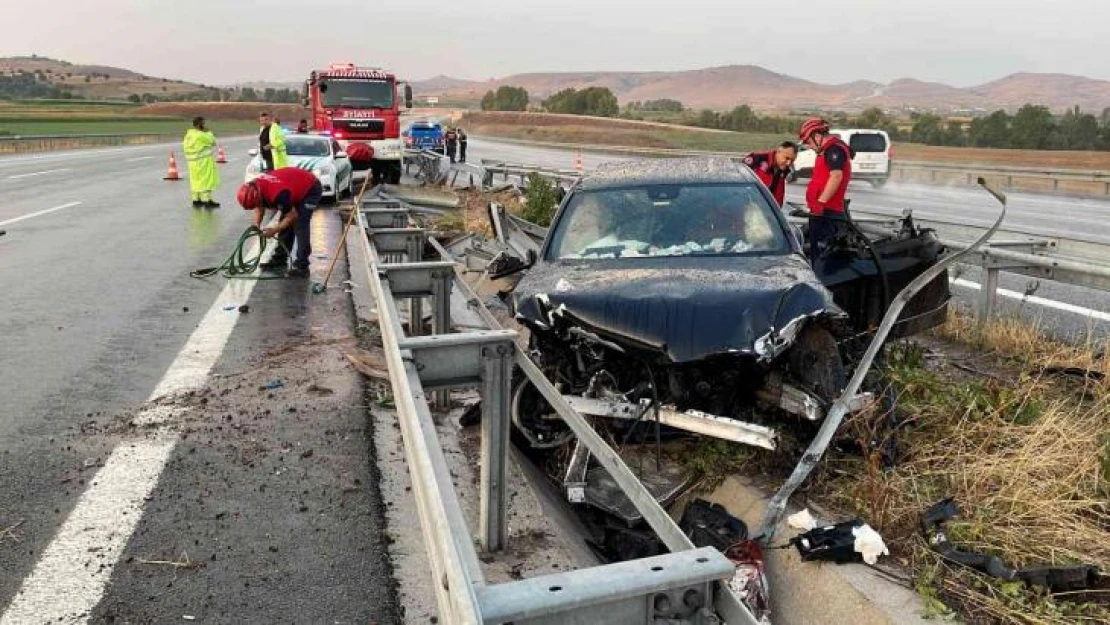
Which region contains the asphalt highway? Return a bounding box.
[0,138,399,623]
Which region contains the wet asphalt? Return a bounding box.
[0,138,400,623]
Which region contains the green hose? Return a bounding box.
[189,226,291,279]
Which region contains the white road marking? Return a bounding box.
[0,201,83,228]
[0,244,266,625]
[952,277,1110,322]
[7,168,71,179]
[125,156,155,162]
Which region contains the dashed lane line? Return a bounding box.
[0,244,266,625]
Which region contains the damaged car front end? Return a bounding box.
[507,159,864,451]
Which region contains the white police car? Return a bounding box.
[246,134,355,201]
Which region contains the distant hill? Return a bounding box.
[0,56,206,99]
[413,65,1110,114]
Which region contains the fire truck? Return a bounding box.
[304,63,413,184]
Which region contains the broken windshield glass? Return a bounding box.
[546,183,788,260]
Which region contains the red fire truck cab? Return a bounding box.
[304,63,413,184]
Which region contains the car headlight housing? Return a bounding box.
[313,164,336,177]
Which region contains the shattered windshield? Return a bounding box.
[546,183,789,260]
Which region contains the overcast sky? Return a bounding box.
[2,0,1103,86]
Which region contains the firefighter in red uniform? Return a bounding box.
[236,167,323,278]
[742,141,797,207]
[798,117,852,260]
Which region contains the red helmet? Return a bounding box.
[798,117,830,142]
[237,182,261,209]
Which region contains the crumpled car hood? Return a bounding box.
[512,254,842,363]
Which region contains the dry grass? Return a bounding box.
[820,312,1110,624]
[896,144,1110,172]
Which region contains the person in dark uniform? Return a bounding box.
[444,127,458,163]
[798,118,853,261]
[296,119,309,134]
[742,141,797,207]
[457,127,468,163]
[258,112,275,171]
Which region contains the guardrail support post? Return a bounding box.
[479,341,513,552]
[432,269,454,408]
[979,266,1000,322]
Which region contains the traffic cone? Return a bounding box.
[163,151,181,181]
[216,145,228,164]
[574,150,584,173]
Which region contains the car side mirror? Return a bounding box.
[248,148,259,156]
[526,249,538,267]
[335,151,348,159]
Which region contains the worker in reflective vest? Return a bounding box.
[183,116,220,208]
[236,168,322,278]
[742,141,797,207]
[799,118,853,260]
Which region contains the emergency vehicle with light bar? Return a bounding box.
[304,63,413,184]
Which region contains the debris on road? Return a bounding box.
[921,497,1102,592]
[259,380,284,391]
[724,539,771,625]
[342,346,389,381]
[790,518,887,565]
[786,508,819,532]
[238,304,250,314]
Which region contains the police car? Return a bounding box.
[246,134,355,201]
[791,129,892,188]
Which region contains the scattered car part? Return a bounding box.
[786,509,819,531]
[680,499,748,552]
[921,497,1101,593]
[757,178,1008,541]
[725,540,772,625]
[791,520,865,564]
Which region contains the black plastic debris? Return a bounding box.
[791,520,864,564]
[679,499,748,552]
[921,498,1102,593]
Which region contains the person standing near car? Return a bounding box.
[235,167,322,278]
[296,119,309,134]
[457,127,469,163]
[798,118,852,260]
[742,141,797,207]
[444,127,458,163]
[258,112,288,171]
[183,116,220,208]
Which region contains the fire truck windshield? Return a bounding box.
[319,79,394,109]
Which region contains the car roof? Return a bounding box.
[833,128,890,136]
[287,134,331,142]
[577,157,760,191]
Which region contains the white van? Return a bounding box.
[792,129,892,188]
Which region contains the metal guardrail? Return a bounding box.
[892,160,1110,195]
[479,161,1110,322]
[354,190,759,625]
[0,132,178,154]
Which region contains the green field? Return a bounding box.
[0,100,256,137]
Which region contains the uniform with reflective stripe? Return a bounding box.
[182,128,220,201]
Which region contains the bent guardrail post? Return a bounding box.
[756,179,1007,542]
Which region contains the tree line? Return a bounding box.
[0,72,302,104]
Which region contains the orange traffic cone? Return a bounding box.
[216,145,228,164]
[163,151,181,181]
[574,150,584,173]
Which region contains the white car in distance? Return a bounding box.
[246,134,355,202]
[792,129,892,188]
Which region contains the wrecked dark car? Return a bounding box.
[498,158,950,452]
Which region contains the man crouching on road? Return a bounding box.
[742,141,797,207]
[236,168,322,278]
